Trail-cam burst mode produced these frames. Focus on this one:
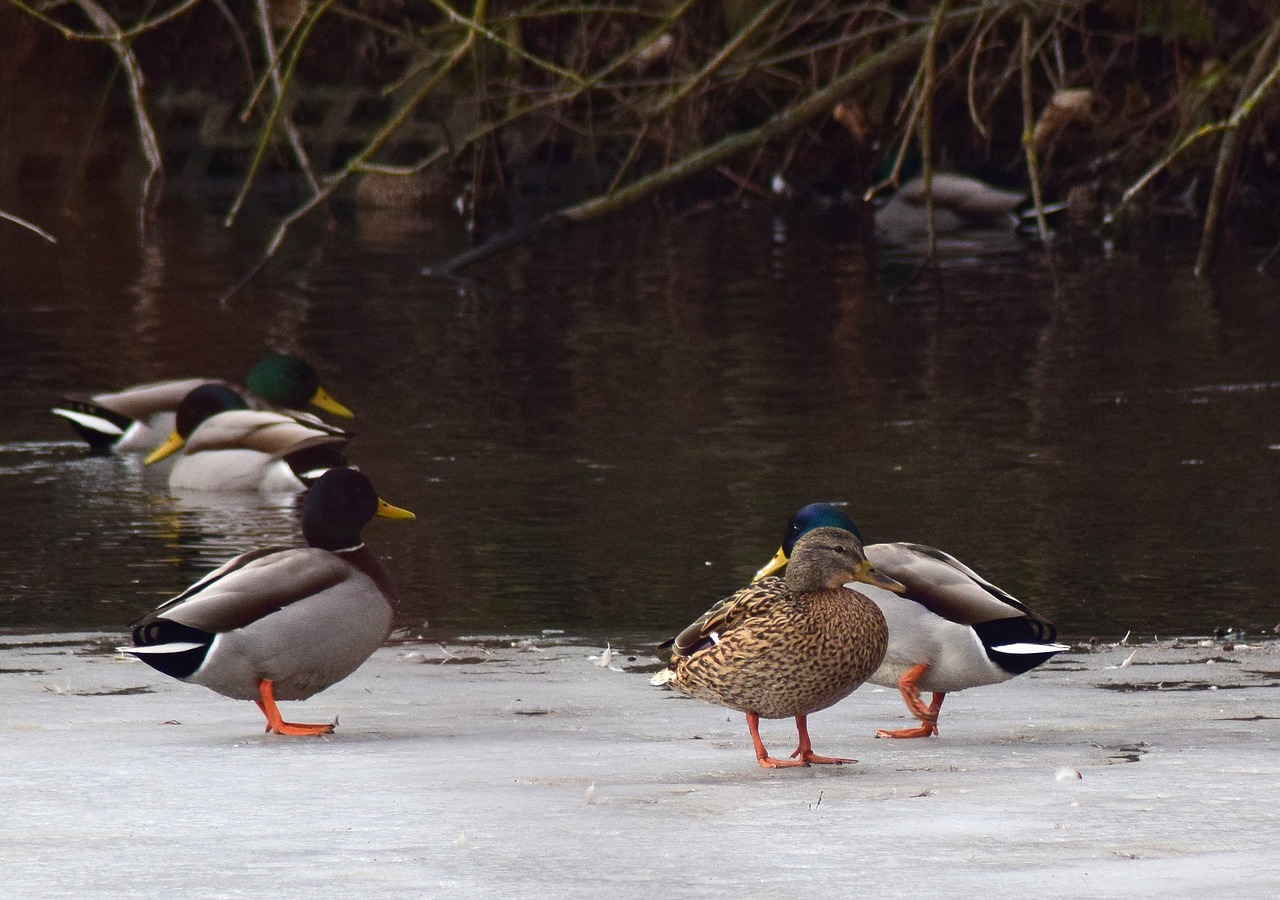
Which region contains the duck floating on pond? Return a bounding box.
[144,383,351,493]
[52,354,352,454]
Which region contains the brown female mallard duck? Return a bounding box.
[52,353,353,454]
[120,466,414,735]
[652,526,901,768]
[756,504,1069,739]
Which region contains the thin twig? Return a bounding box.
[208,0,257,92]
[0,210,58,243]
[1106,52,1280,227]
[1020,12,1052,246]
[7,0,203,41]
[72,0,163,233]
[423,0,585,86]
[1196,15,1280,275]
[225,0,337,226]
[224,0,488,300]
[966,10,1003,141]
[920,1,948,263]
[651,0,786,115]
[863,67,925,201]
[253,0,321,196]
[239,10,306,121]
[427,6,984,275]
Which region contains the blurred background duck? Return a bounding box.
[120,466,414,735]
[652,527,897,769]
[145,384,350,492]
[52,353,353,454]
[756,504,1069,739]
[874,172,1026,240]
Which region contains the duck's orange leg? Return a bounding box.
[254,679,334,736]
[789,714,856,765]
[746,711,807,768]
[876,664,943,739]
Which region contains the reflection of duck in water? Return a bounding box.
[145,384,350,493]
[52,354,353,454]
[756,504,1068,739]
[162,489,302,580]
[652,527,899,769]
[122,467,414,735]
[874,173,1026,241]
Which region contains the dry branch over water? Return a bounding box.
[6,0,1280,273]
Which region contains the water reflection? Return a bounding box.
[4,196,1280,642]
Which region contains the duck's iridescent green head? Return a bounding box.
[144,384,248,464]
[753,503,868,581]
[245,354,354,418]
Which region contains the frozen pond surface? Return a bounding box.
[4,633,1278,898]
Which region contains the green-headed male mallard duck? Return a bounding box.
[144,384,350,492]
[120,466,414,735]
[52,353,353,454]
[652,527,898,768]
[756,504,1069,739]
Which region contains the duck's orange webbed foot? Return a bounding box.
[255,679,335,736]
[746,711,810,768]
[787,714,856,765]
[876,668,945,738]
[790,750,857,765]
[875,722,939,739]
[758,755,810,769]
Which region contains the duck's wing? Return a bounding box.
[668,575,788,657]
[134,547,353,635]
[866,542,1056,639]
[242,394,344,431]
[185,410,348,458]
[53,378,217,438]
[83,378,220,419]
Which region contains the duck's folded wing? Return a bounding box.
[186,410,348,456]
[669,576,788,656]
[54,378,218,434]
[88,378,221,419]
[867,542,1054,635]
[136,548,352,633]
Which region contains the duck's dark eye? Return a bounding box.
[833,544,846,554]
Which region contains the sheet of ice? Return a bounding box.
[2,634,1278,898]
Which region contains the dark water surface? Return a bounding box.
[4,190,1280,642]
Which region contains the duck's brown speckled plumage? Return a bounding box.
[755,503,1069,739]
[655,527,896,768]
[666,575,887,719]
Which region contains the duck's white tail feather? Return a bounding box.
[51,408,126,436]
[991,641,1069,654]
[119,642,206,655]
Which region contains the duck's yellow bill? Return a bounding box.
[311,386,354,418]
[144,431,187,465]
[376,498,416,520]
[753,547,789,582]
[852,559,906,594]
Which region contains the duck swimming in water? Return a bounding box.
[52,354,353,453]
